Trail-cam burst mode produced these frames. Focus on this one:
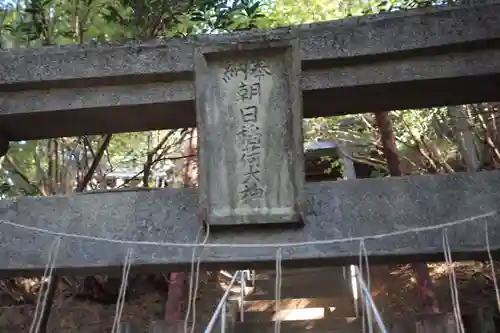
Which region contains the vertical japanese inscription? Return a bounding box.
[222,60,272,203]
[196,41,303,227]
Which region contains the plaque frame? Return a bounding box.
[195,33,304,228]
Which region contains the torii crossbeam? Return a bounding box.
[1,0,500,277]
[0,170,499,276]
[1,1,500,140]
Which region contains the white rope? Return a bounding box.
[184,225,210,333]
[111,248,134,333]
[0,210,496,249]
[189,225,210,333]
[358,239,373,333]
[274,248,283,333]
[484,222,500,313]
[442,229,465,333]
[29,237,61,333]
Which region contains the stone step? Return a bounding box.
[234,318,361,333]
[241,297,357,318]
[253,267,350,281]
[242,307,356,322]
[242,280,353,300]
[243,297,356,311]
[218,268,351,285]
[219,268,352,300]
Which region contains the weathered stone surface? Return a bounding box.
[0,171,499,276]
[195,38,303,227]
[2,2,498,86]
[1,1,500,140]
[0,82,194,116]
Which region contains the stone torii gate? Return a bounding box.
[1,1,500,278]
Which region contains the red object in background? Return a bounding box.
[164,272,186,322]
[164,131,198,322]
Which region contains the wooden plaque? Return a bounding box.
[195,36,304,227]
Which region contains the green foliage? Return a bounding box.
[187,0,268,33]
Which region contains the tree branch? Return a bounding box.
[3,154,46,196]
[75,134,112,193]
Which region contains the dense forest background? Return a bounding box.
[1,0,500,330]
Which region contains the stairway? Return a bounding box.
[217,267,366,333]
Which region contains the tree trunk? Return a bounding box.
[164,272,186,322]
[448,105,480,170]
[374,112,440,313]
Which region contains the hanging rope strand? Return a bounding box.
[274,248,283,333]
[184,225,210,333]
[358,239,374,333]
[190,225,210,333]
[30,237,61,333]
[111,248,134,333]
[484,222,500,313]
[442,229,465,333]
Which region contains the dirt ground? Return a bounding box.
[1,262,498,332]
